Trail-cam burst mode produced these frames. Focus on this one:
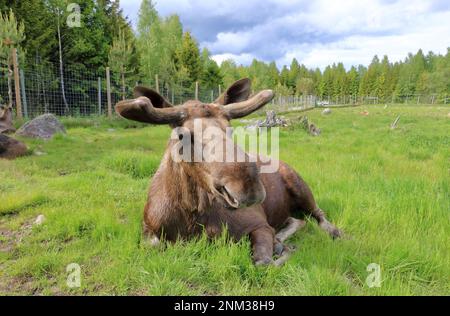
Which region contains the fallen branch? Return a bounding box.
[390,115,401,129]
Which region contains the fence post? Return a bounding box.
[106,67,112,118]
[195,81,199,100]
[98,77,102,115]
[211,90,214,102]
[155,74,159,93]
[171,86,174,104]
[12,48,23,120]
[218,85,221,96]
[19,69,28,118]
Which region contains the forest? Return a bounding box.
[1,0,449,106]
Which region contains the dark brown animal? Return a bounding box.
[115,79,341,265]
[0,104,16,134]
[0,134,27,159]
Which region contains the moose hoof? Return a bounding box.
[320,221,342,239]
[254,257,274,266]
[142,234,161,248]
[274,242,296,257]
[274,242,284,256]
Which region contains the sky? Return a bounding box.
[120,0,450,70]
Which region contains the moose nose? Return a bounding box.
[239,184,266,208]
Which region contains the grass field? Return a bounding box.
[0,104,449,296]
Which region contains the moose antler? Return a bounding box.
[224,90,274,119]
[115,97,187,125]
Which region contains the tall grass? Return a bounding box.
[0,105,448,295]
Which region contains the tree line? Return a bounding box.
[1,0,449,107]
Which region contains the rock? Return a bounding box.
[246,111,288,128]
[322,108,332,115]
[298,116,321,136]
[0,134,28,159]
[16,114,66,139]
[309,123,321,136]
[34,150,47,156]
[0,104,16,134]
[34,215,46,225]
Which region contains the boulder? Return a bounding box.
[0,134,28,159]
[322,108,332,115]
[246,111,288,128]
[0,105,16,134]
[298,116,321,136]
[16,114,66,139]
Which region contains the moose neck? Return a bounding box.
[162,141,213,215]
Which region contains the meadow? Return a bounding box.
[0,104,448,295]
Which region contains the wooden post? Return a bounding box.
[106,67,112,118]
[218,84,222,96]
[19,69,28,118]
[195,81,199,100]
[12,48,23,119]
[98,77,102,115]
[171,87,174,104]
[155,74,159,93]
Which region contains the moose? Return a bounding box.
[0,104,15,134]
[115,79,341,265]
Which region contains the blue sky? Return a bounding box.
[120,0,450,69]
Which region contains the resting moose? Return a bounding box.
[0,104,15,134]
[115,79,341,265]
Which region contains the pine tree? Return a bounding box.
[174,31,202,88]
[0,9,25,107]
[200,48,223,91]
[109,30,133,100]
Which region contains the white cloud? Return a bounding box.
[121,0,450,69]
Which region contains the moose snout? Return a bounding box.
[218,180,266,209]
[239,184,266,208]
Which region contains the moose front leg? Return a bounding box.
[142,221,161,247]
[275,217,306,244]
[250,226,275,266]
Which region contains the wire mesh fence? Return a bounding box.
[0,59,448,120]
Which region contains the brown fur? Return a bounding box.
[0,105,15,134]
[116,79,341,265]
[0,134,27,159]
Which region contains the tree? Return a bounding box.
[296,77,314,96]
[347,66,360,97]
[0,9,25,108]
[220,59,240,88]
[174,31,202,88]
[109,30,133,100]
[200,48,222,91]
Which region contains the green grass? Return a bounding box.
[0,105,449,296]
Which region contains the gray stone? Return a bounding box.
[34,215,46,225]
[322,108,332,115]
[0,134,28,159]
[16,114,66,139]
[246,111,288,128]
[298,116,321,136]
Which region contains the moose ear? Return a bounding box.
[134,86,173,108]
[215,78,251,105]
